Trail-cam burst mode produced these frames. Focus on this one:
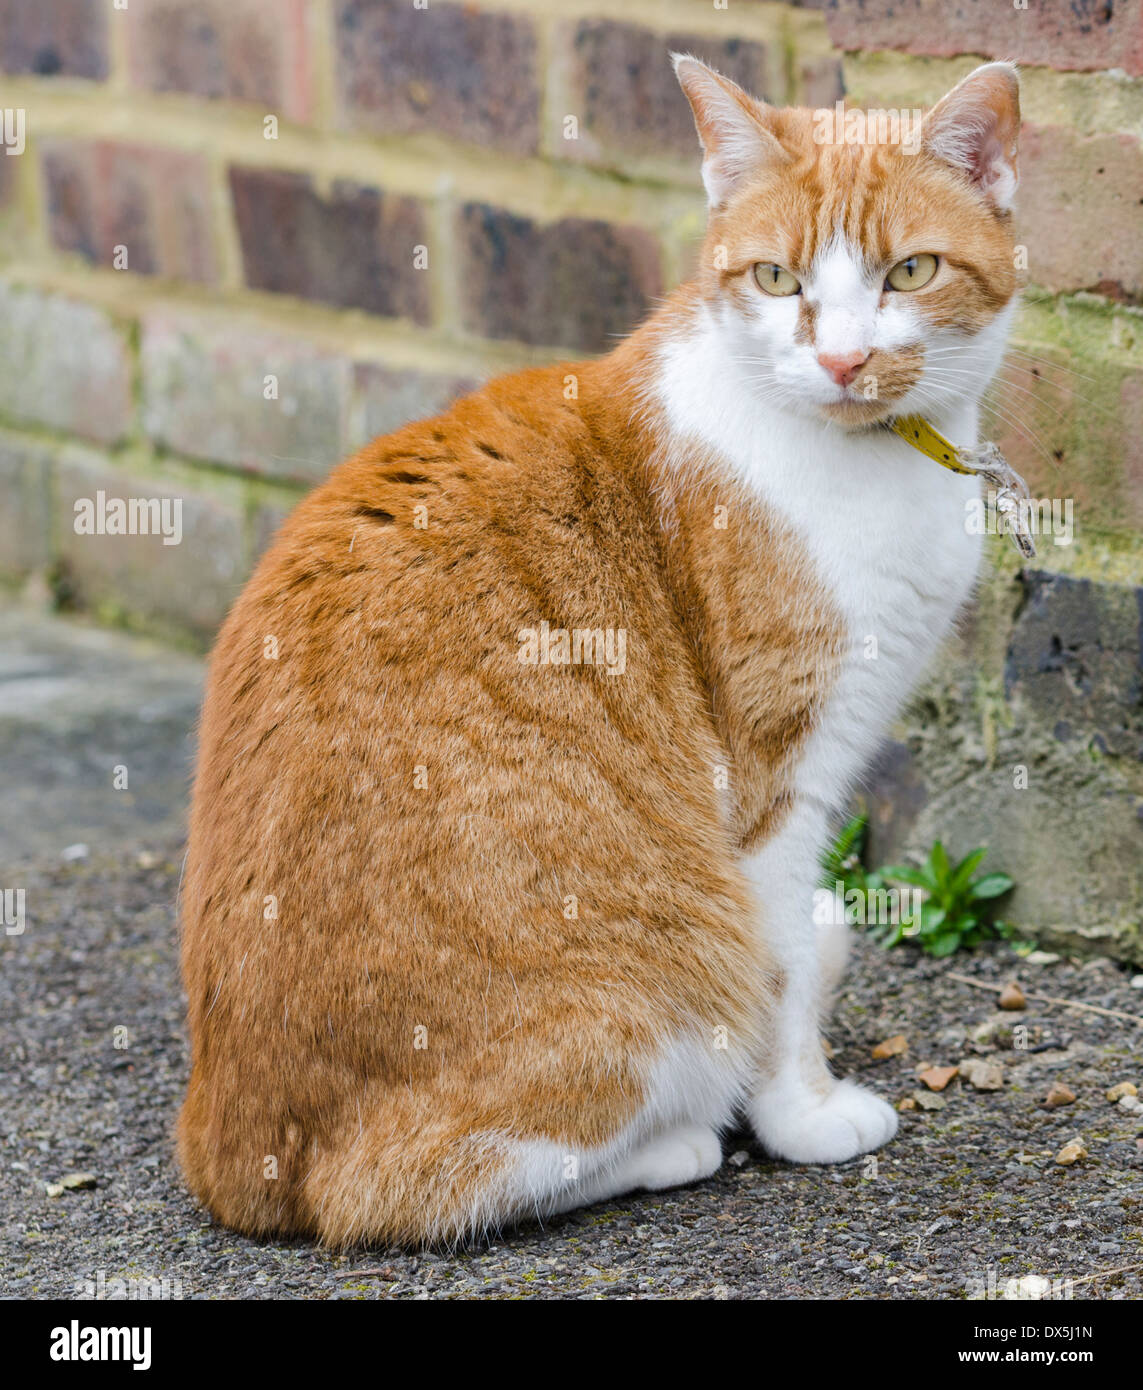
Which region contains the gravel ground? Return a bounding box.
[4,839,1143,1301]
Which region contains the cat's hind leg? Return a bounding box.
[591,1123,723,1196]
[302,1035,743,1247]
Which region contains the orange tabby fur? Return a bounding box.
[178,332,842,1245]
[179,59,1020,1247]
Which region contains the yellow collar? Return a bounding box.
[887,414,1037,558]
[888,414,977,475]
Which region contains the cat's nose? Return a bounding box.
[817,350,869,388]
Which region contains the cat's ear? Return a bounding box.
[922,62,1020,211]
[672,53,789,207]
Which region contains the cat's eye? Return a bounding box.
[885,254,939,292]
[754,263,801,297]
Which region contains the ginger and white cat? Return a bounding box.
[179,58,1021,1246]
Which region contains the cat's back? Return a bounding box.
[194,360,675,813]
[178,361,760,1245]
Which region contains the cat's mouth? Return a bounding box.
[820,394,898,428]
[817,348,926,428]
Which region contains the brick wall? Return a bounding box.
[0,2,1139,945]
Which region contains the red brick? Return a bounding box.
[41,139,216,283]
[1018,125,1143,302]
[0,432,52,578]
[987,350,1143,536]
[0,150,15,210]
[228,165,431,323]
[350,363,476,447]
[335,0,540,154]
[251,496,300,562]
[0,0,108,79]
[558,22,770,167]
[127,0,313,123]
[141,308,353,483]
[0,281,133,444]
[457,203,662,352]
[1119,371,1143,527]
[56,455,246,641]
[826,0,1143,78]
[798,54,845,109]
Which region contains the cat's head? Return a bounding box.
[675,56,1021,429]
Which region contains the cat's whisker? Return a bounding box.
[1002,344,1102,385]
[925,362,1116,456]
[925,348,1116,422]
[922,363,1075,424]
[910,374,1061,472]
[935,379,1121,449]
[923,345,1096,390]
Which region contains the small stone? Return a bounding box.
[1010,1275,1053,1300]
[61,843,89,862]
[872,1034,908,1060]
[1024,951,1061,966]
[970,1018,1008,1045]
[1130,975,1143,990]
[58,1172,97,1190]
[44,1183,64,1198]
[998,982,1026,1010]
[136,850,160,869]
[912,1089,946,1111]
[959,1058,1005,1091]
[1118,1094,1142,1114]
[1044,1082,1076,1108]
[1106,1082,1138,1103]
[919,1065,958,1092]
[897,1097,918,1112]
[728,1150,749,1168]
[1054,1139,1087,1166]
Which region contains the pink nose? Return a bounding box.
[817,350,870,388]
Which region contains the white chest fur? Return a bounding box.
[654,317,984,813]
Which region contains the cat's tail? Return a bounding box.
[178,1071,562,1249]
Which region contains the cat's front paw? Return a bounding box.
[750,1079,898,1165]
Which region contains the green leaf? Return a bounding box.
[928,840,951,887]
[949,846,989,896]
[971,873,1014,900]
[919,904,947,933]
[926,931,963,958]
[819,814,869,890]
[880,865,932,890]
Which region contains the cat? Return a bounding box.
[178,56,1021,1247]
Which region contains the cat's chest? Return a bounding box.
[760,440,980,807]
[655,367,983,802]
